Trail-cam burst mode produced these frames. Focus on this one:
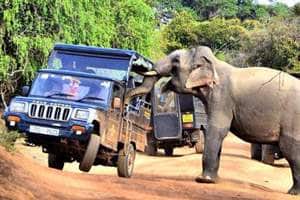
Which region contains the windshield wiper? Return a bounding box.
[77,96,105,102]
[46,92,74,98]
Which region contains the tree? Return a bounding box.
[112,0,156,57]
[237,0,256,20]
[182,0,239,20]
[269,2,291,17]
[255,5,270,19]
[0,0,157,107]
[237,18,300,71]
[161,11,199,53]
[197,18,249,50]
[293,2,300,16]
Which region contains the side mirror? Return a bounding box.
[112,97,121,109]
[21,86,30,96]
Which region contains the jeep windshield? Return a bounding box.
[30,73,112,106]
[47,50,130,81]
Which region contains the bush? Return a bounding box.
[0,129,20,152]
[161,11,199,53]
[0,0,157,107]
[112,0,156,57]
[196,18,249,50]
[237,18,300,71]
[241,19,263,30]
[293,3,300,16]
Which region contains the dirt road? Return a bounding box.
[0,134,297,200]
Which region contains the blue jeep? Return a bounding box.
[3,44,153,177]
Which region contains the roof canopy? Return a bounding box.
[51,43,154,81]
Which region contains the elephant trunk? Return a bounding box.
[124,76,158,104]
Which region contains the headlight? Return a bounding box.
[73,109,89,120]
[10,101,28,113]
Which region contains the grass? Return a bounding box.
[0,126,20,152]
[0,111,20,151]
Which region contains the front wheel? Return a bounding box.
[48,153,64,170]
[79,134,100,172]
[164,147,174,156]
[250,144,275,165]
[250,143,262,161]
[146,132,157,156]
[261,145,275,165]
[146,143,157,156]
[117,143,136,178]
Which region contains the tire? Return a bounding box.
[117,143,136,178]
[261,145,275,165]
[273,145,283,160]
[48,153,64,170]
[250,143,262,161]
[146,132,157,156]
[164,147,174,156]
[146,144,157,156]
[195,130,204,154]
[79,134,100,172]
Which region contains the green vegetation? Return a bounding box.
[0,129,20,151]
[238,18,300,70]
[294,3,300,16]
[159,1,299,71]
[0,0,299,108]
[0,117,20,151]
[162,11,199,52]
[0,0,157,105]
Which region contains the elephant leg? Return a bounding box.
[279,135,300,195]
[288,160,300,195]
[195,126,229,184]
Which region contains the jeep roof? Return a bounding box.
[49,44,153,81]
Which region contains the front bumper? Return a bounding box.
[3,112,94,141]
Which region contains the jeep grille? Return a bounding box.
[29,103,72,121]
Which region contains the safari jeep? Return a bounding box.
[3,44,153,177]
[146,79,206,156]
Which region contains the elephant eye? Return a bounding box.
[192,64,202,69]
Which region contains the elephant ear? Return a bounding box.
[186,46,219,89]
[186,67,213,88]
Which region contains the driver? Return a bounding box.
[66,79,80,96]
[62,78,90,99]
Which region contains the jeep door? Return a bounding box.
[152,81,182,140]
[102,83,123,151]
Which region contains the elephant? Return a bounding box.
[125,46,300,195]
[125,48,205,104]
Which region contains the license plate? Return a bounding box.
[29,125,60,136]
[182,113,193,123]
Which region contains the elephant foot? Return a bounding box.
[195,174,217,184]
[288,186,300,195]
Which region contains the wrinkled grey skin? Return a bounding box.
[126,46,300,195]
